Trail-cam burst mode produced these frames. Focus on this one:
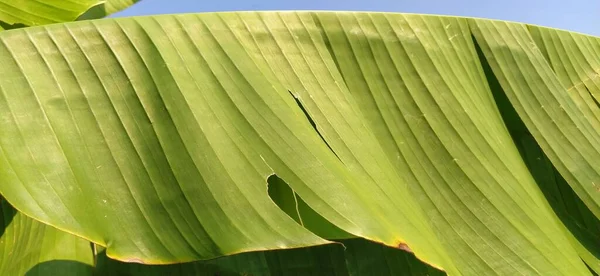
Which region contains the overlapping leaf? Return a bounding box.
[471,17,600,221]
[0,11,597,275]
[0,200,93,275]
[0,0,139,28]
[474,26,600,273]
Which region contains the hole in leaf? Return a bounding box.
[267,174,351,240]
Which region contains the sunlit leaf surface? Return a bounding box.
[0,12,597,275]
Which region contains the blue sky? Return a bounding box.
[113,0,600,36]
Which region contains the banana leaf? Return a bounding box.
[0,11,597,275]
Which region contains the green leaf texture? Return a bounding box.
[478,43,600,273]
[0,200,93,275]
[0,0,139,27]
[0,12,597,275]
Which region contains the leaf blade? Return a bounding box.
[0,12,595,275]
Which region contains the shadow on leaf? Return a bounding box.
[26,260,93,276]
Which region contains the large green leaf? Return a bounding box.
[0,200,93,275]
[0,0,139,28]
[0,12,597,275]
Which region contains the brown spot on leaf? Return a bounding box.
[396,242,413,253]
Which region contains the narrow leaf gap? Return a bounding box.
[583,85,600,109]
[586,263,600,276]
[288,90,341,162]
